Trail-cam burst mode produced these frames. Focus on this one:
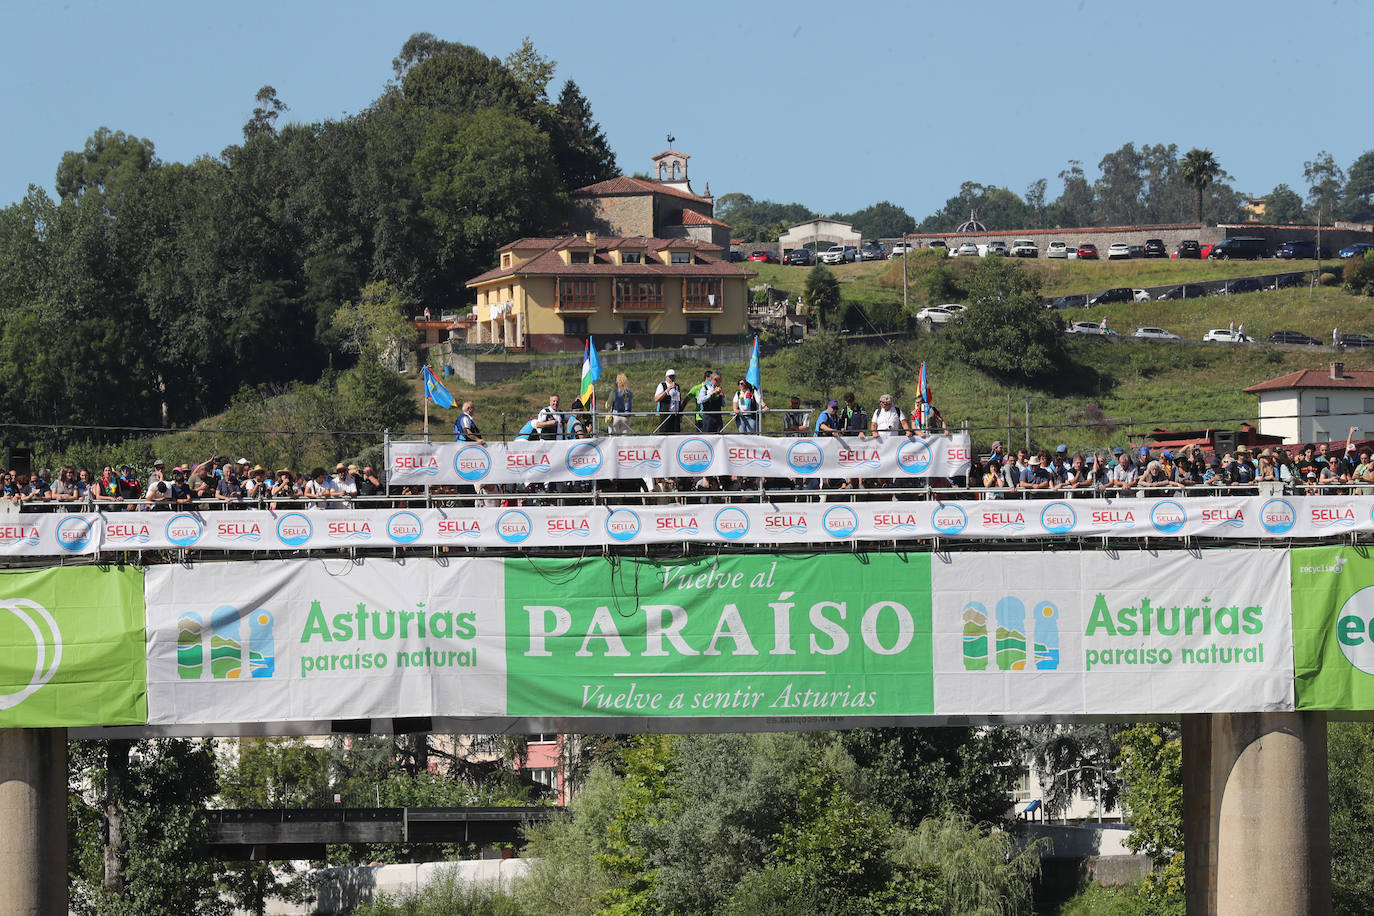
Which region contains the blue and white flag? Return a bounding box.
[422,365,456,410]
[745,336,761,390]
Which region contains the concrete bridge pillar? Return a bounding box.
[1183,712,1330,916]
[0,728,67,916]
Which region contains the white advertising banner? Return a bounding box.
[144,558,508,725]
[386,433,974,486]
[930,551,1294,715]
[6,494,1374,556]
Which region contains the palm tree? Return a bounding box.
[1181,148,1221,227]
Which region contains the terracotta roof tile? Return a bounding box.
[468,236,753,287]
[667,209,731,228]
[1244,369,1374,392]
[572,175,708,204]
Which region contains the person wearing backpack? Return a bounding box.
[732,379,765,434]
[839,392,867,438]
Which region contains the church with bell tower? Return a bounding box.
[569,142,730,249]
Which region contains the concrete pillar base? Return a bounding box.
[0,728,68,916]
[1183,712,1330,916]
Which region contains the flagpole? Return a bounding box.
[423,365,431,442]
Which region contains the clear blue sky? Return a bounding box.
[4,0,1370,220]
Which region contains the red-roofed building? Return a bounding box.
[1244,361,1374,443]
[569,149,729,248]
[464,233,754,352]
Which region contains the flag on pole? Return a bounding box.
[917,361,930,428]
[745,336,761,390]
[422,365,456,410]
[580,337,602,413]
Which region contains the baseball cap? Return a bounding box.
[1306,471,1318,479]
[991,441,1003,450]
[237,457,250,466]
[153,458,165,467]
[828,399,839,408]
[1056,444,1067,453]
[1112,447,1124,456]
[665,368,676,376]
[1085,455,1095,465]
[1210,457,1221,467]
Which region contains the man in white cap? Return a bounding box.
[654,369,682,434]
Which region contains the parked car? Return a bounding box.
[1106,242,1132,260]
[1076,243,1099,260]
[1156,283,1209,300]
[1208,237,1269,260]
[940,303,967,315]
[1339,243,1374,259]
[1221,276,1265,295]
[1203,329,1253,343]
[1011,239,1039,258]
[1144,238,1167,258]
[1046,241,1070,259]
[1128,244,1146,258]
[1271,273,1307,290]
[927,240,948,250]
[952,241,980,257]
[1199,243,1218,259]
[1132,289,1152,302]
[1339,333,1374,348]
[860,242,886,261]
[820,245,851,264]
[1267,330,1323,346]
[1049,293,1088,309]
[726,250,747,262]
[916,306,955,324]
[783,248,815,266]
[1133,327,1180,340]
[985,240,1010,256]
[888,243,914,258]
[1276,240,1331,259]
[749,250,778,263]
[1174,240,1201,259]
[1067,321,1118,336]
[1088,287,1134,306]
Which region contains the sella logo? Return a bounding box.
[177,604,274,681]
[438,518,482,539]
[216,521,262,542]
[1260,499,1296,534]
[387,512,423,544]
[605,509,641,543]
[618,447,662,469]
[1150,501,1186,534]
[164,514,203,548]
[764,513,807,533]
[655,516,700,533]
[1040,502,1076,534]
[327,520,372,541]
[677,438,714,473]
[507,452,553,474]
[57,517,95,552]
[276,513,313,546]
[896,439,931,474]
[497,510,532,544]
[0,525,41,546]
[566,443,603,477]
[787,441,823,474]
[453,446,490,482]
[394,453,440,475]
[822,506,858,538]
[714,507,749,540]
[728,446,771,467]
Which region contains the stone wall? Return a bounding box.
[446,343,750,386]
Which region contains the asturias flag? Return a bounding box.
[422,365,456,410]
[746,336,761,390]
[580,337,602,412]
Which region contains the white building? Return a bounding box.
[777,218,861,252]
[1245,361,1374,444]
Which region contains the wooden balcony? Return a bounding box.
[553,298,599,314]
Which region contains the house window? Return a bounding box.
[527,734,558,744]
[1364,398,1374,413]
[563,317,588,337]
[682,278,722,309]
[624,318,649,335]
[1315,396,1330,415]
[670,251,691,264]
[569,251,592,264]
[501,253,512,269]
[615,278,663,309]
[621,251,642,264]
[687,318,712,336]
[557,278,597,310]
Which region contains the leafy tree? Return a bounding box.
[943,257,1066,381]
[1020,724,1126,819]
[836,200,915,239]
[1329,722,1374,915]
[1341,150,1374,222]
[546,79,619,189]
[332,279,419,365]
[1180,148,1220,226]
[1344,251,1374,297]
[503,36,557,100]
[243,85,288,140]
[70,739,230,916]
[714,194,815,241]
[55,127,158,203]
[1117,723,1184,901]
[802,265,841,330]
[918,181,1029,232]
[1304,150,1346,222]
[1095,142,1146,225]
[1052,161,1095,227]
[788,331,858,401]
[1025,178,1048,228]
[1266,183,1307,224]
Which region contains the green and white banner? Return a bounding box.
[1291,546,1374,710]
[0,566,146,726]
[931,551,1293,715]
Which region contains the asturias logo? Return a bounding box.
[177,604,274,681]
[960,596,1059,672]
[453,446,491,482]
[0,597,61,709]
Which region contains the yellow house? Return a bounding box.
[465,233,755,353]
